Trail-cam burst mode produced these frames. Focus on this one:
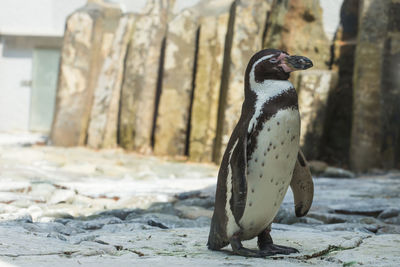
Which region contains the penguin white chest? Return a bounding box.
[239,108,300,239]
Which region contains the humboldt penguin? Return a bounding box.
[208,49,314,257]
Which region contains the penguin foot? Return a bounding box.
[230,232,273,258]
[233,247,270,258]
[257,226,299,255]
[259,243,299,255]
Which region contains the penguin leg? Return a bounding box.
[257,226,299,255]
[230,231,273,257]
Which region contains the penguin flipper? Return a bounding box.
[290,150,314,217]
[208,134,247,250]
[230,135,248,224]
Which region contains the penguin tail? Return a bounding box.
[207,216,229,250]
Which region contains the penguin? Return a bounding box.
[207,49,314,257]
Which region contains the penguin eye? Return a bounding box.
[269,58,278,63]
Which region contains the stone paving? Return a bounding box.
[0,133,399,266]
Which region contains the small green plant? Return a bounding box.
[343,261,357,267]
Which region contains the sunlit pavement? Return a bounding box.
[0,133,399,266]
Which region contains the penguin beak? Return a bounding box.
[279,55,313,72]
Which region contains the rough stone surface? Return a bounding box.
[380,1,400,170]
[322,0,359,167]
[297,70,338,160]
[350,0,400,172]
[87,15,134,149]
[1,222,400,266]
[308,160,328,176]
[263,0,331,70]
[305,162,355,178]
[188,4,232,162]
[175,204,213,219]
[128,212,211,228]
[1,134,400,265]
[0,137,218,222]
[51,3,121,147]
[214,0,271,163]
[350,0,387,172]
[118,0,172,153]
[322,166,355,178]
[378,208,400,220]
[154,9,199,156]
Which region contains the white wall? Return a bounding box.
[0,37,32,132]
[0,36,63,132]
[0,0,86,36]
[0,0,86,132]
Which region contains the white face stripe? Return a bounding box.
[247,78,293,133]
[252,54,275,70]
[225,139,240,238]
[247,53,293,133]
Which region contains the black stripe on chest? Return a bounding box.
[247,88,298,160]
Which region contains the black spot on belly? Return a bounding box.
[275,155,279,159]
[245,89,298,160]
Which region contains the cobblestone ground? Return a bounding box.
[0,133,399,266]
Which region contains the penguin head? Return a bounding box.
[248,49,313,82]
